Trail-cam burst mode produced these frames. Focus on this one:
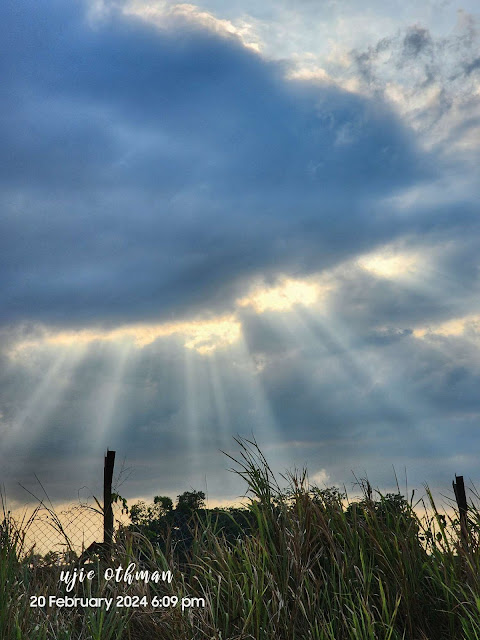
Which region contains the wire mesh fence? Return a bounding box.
[20,498,129,562]
[5,451,130,562]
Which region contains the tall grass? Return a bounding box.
[2,440,480,639]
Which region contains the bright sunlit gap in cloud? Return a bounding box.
[9,316,242,356]
[237,276,330,313]
[357,247,422,280]
[414,313,480,339]
[122,0,261,51]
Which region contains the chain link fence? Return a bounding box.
[8,451,131,562]
[19,498,128,562]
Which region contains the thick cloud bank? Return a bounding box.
[0,0,437,328]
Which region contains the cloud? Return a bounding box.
[237,277,328,313]
[3,246,480,502]
[357,246,421,279]
[402,25,433,58]
[311,468,330,486]
[9,315,242,355]
[123,0,262,51]
[0,0,435,332]
[1,0,480,505]
[464,57,480,75]
[348,15,480,155]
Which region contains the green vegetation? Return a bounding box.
[2,438,480,639]
[129,488,256,566]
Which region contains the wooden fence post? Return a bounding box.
[103,450,116,553]
[452,474,468,548]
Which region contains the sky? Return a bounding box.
[1,0,480,508]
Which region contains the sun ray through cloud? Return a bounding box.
[1,344,87,455]
[0,0,479,510]
[84,339,134,450]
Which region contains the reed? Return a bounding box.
[2,440,480,639]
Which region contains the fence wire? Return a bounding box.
[20,499,128,562]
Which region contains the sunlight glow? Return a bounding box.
[414,314,480,338]
[358,248,420,279]
[9,316,242,356]
[237,277,328,313]
[9,276,331,359]
[286,66,332,83]
[123,1,261,52]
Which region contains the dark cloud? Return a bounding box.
[0,0,437,329]
[463,57,480,75]
[363,327,413,346]
[402,26,432,58]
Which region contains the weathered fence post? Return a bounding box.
[103,450,116,553]
[452,474,468,548]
